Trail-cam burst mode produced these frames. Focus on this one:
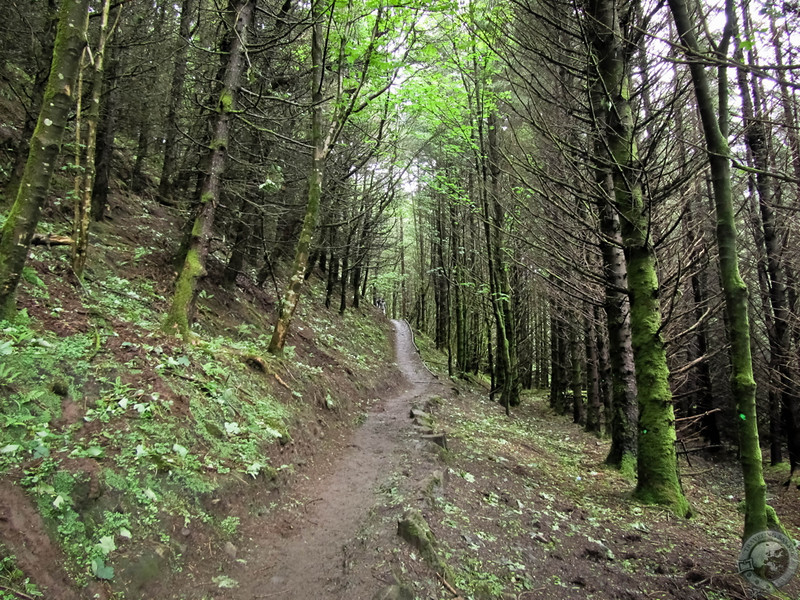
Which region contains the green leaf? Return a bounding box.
[33,443,50,459]
[246,462,263,478]
[91,558,114,580]
[212,575,239,589]
[96,535,116,555]
[86,446,104,458]
[0,444,20,454]
[173,443,189,458]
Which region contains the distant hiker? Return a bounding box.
[375,297,386,315]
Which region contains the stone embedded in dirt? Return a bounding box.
[397,509,450,577]
[372,583,414,600]
[421,432,448,450]
[582,541,614,562]
[531,532,549,544]
[224,541,238,559]
[410,408,430,420]
[422,469,449,500]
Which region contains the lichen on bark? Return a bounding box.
[0,0,89,319]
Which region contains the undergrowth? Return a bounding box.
[0,250,390,594]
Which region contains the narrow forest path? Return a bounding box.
[221,319,438,599]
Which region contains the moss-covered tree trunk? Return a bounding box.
[268,0,325,353]
[72,0,114,279]
[485,112,520,411]
[0,0,89,319]
[735,14,800,474]
[668,0,775,537]
[163,0,255,338]
[586,0,688,514]
[3,0,59,209]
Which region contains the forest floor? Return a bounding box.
[3,178,800,600]
[161,322,800,600]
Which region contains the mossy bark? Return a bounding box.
[586,0,687,514]
[268,0,325,354]
[163,0,255,338]
[0,0,89,319]
[589,50,637,473]
[483,112,520,412]
[72,0,113,279]
[669,0,774,537]
[734,16,800,474]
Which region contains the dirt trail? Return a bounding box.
[226,319,438,600]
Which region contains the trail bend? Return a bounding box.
[224,319,437,600]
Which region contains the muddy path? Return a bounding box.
[222,319,440,599]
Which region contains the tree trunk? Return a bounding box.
[158,0,193,204]
[0,0,89,319]
[91,43,119,222]
[597,180,638,473]
[72,0,114,278]
[586,0,686,515]
[668,0,776,536]
[3,0,59,206]
[570,318,584,425]
[585,310,602,434]
[130,123,149,195]
[163,0,255,338]
[735,10,800,476]
[483,112,519,412]
[594,304,613,436]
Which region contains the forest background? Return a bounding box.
[2,0,800,596]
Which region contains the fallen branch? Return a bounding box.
[31,233,74,246]
[683,467,714,476]
[275,373,291,391]
[0,584,37,600]
[437,572,463,599]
